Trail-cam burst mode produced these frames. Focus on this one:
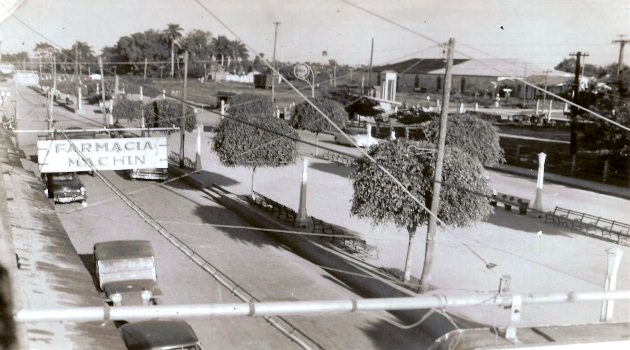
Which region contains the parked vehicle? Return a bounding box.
[333,127,380,147]
[126,167,168,182]
[119,320,202,350]
[42,172,87,205]
[93,240,158,306]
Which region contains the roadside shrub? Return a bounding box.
[145,99,196,132]
[113,98,144,122]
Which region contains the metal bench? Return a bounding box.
[544,206,630,246]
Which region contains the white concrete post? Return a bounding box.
[533,152,546,213]
[547,100,553,122]
[77,85,82,111]
[601,247,623,322]
[140,86,143,101]
[297,157,309,228]
[563,103,569,113]
[535,99,540,115]
[162,89,166,99]
[195,124,203,170]
[474,102,478,112]
[366,123,372,147]
[390,129,396,140]
[220,100,225,119]
[458,103,464,114]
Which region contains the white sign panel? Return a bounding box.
[37,137,168,173]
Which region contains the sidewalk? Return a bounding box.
[166,113,630,330]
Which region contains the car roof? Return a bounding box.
[94,240,154,261]
[120,320,199,349]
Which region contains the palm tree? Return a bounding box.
[163,23,183,78]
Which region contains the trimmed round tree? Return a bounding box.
[421,113,504,166]
[112,98,144,123]
[226,93,274,118]
[291,97,347,155]
[350,139,493,284]
[213,114,299,198]
[145,99,196,132]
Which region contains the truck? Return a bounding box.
[93,240,159,306]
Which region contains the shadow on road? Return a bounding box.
[192,202,284,249]
[485,207,573,238]
[309,162,354,178]
[360,319,437,350]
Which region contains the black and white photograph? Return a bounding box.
[0,0,629,349]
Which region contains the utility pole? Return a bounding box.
[98,57,106,126]
[541,69,552,112]
[271,21,280,103]
[144,58,148,80]
[419,37,454,292]
[367,38,374,93]
[612,35,630,76]
[569,51,588,173]
[522,63,527,107]
[179,51,188,168]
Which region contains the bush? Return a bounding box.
[145,99,196,132]
[113,98,144,122]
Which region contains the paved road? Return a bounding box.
[14,85,435,349]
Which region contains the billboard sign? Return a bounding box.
[37,137,167,173]
[294,63,310,80]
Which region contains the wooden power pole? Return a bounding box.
[179,51,188,168]
[419,37,455,292]
[271,22,280,103]
[613,35,630,76]
[569,51,588,174]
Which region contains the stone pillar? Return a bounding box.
[601,247,623,322]
[297,157,310,228]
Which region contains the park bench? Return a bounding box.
[311,216,346,242]
[250,191,297,226]
[311,216,379,259]
[490,191,530,215]
[320,152,354,167]
[544,206,630,246]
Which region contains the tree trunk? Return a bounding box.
[403,226,417,283]
[251,167,257,200]
[315,133,319,157]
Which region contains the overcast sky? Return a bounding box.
[1,0,629,72]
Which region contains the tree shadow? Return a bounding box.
[309,161,354,178]
[191,201,283,249]
[194,170,240,187]
[484,207,573,237]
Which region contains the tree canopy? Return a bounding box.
[291,97,347,134]
[323,87,383,118]
[226,93,274,118]
[421,113,504,166]
[213,114,298,169]
[350,139,492,282]
[145,99,196,132]
[351,139,492,231]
